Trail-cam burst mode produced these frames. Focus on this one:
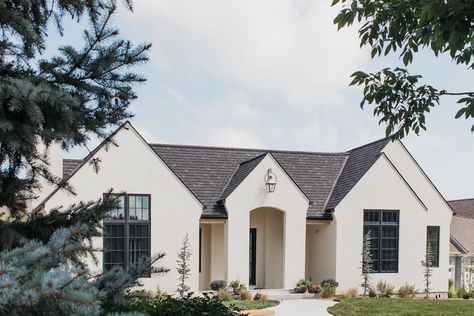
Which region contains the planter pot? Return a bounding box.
[308,286,321,294]
[294,287,307,294]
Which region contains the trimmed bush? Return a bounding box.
[463,293,470,300]
[321,279,339,298]
[211,280,227,291]
[398,283,417,298]
[102,293,238,316]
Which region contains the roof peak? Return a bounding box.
[349,137,391,152]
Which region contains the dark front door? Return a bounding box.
[249,228,257,286]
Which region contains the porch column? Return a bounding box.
[226,209,250,285]
[283,209,307,288]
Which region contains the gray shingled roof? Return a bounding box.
[449,199,474,254]
[450,216,474,254]
[62,159,82,178]
[219,154,267,202]
[58,126,389,219]
[150,139,389,219]
[449,199,474,219]
[325,138,390,210]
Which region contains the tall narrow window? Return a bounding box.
[103,194,151,275]
[427,226,440,267]
[363,210,399,273]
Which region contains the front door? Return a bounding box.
[249,228,257,286]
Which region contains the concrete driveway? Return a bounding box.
[271,299,337,316]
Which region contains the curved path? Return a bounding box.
[271,299,337,316]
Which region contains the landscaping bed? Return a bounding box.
[328,298,474,316]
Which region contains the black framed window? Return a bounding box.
[103,194,151,275]
[427,226,440,268]
[363,210,399,273]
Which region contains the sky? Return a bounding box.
[50,0,473,200]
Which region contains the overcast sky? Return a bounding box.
[54,0,473,200]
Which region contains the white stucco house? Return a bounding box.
[34,121,453,295]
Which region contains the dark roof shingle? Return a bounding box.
[324,138,390,210]
[150,140,388,219]
[62,159,82,178]
[449,199,474,219]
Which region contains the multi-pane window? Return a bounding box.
[363,210,399,273]
[103,194,151,275]
[427,226,440,267]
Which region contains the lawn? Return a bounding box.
[224,300,279,310]
[328,298,474,316]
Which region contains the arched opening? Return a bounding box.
[249,207,284,289]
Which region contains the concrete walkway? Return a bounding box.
[271,299,337,316]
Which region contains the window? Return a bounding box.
[103,194,151,275]
[363,210,399,273]
[427,226,440,267]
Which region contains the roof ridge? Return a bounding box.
[238,153,268,166]
[349,137,390,152]
[149,143,348,156]
[323,154,349,211]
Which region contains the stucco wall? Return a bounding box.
[225,154,309,289]
[305,222,337,283]
[43,124,203,293]
[333,141,452,294]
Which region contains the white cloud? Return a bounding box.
[108,0,474,200]
[124,0,368,108]
[210,126,265,148]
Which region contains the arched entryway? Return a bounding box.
[249,207,284,289]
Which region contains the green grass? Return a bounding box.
[223,300,279,310]
[328,298,474,316]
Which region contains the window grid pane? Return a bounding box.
[427,226,440,267]
[106,195,125,220]
[103,224,125,271]
[103,194,150,274]
[363,210,399,273]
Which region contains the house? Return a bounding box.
[34,121,453,295]
[448,198,474,290]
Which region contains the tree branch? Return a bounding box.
[440,90,474,97]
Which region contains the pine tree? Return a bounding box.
[0,2,173,314]
[0,0,151,216]
[176,233,192,298]
[422,242,434,298]
[360,230,374,297]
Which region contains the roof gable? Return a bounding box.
[38,122,203,210]
[150,144,347,218]
[324,138,390,210]
[219,154,267,201]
